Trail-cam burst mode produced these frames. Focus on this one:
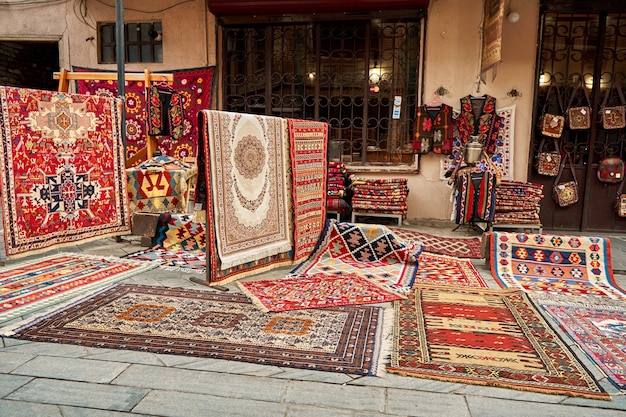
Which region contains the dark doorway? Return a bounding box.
[0,41,59,91]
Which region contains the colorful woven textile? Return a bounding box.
[350,177,409,218]
[535,294,626,392]
[0,86,131,258]
[10,284,384,376]
[290,220,422,292]
[287,119,328,262]
[237,272,405,312]
[415,252,488,287]
[75,66,215,161]
[153,213,206,252]
[200,110,292,270]
[126,155,197,213]
[125,246,205,274]
[389,227,483,258]
[455,171,497,224]
[0,253,157,325]
[387,284,609,400]
[493,181,544,226]
[489,232,626,300]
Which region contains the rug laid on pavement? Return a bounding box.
[10,284,384,376]
[534,294,626,392]
[237,272,405,312]
[200,110,292,270]
[124,246,206,274]
[290,220,422,293]
[386,284,610,400]
[287,118,328,263]
[0,86,131,259]
[389,227,482,259]
[0,254,157,325]
[489,231,625,300]
[415,252,488,288]
[75,66,215,161]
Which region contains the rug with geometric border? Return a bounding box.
[9,284,384,376]
[389,227,483,259]
[386,284,610,400]
[415,252,488,288]
[237,272,405,312]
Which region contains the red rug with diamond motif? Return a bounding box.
[387,284,610,400]
[237,272,405,312]
[389,227,483,259]
[489,231,626,299]
[415,252,488,288]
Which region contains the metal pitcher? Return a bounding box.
[465,136,483,164]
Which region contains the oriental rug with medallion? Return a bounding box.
[489,231,626,300]
[386,284,610,400]
[0,86,131,258]
[9,284,384,376]
[0,253,157,326]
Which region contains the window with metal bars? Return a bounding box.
[222,18,421,165]
[98,22,163,64]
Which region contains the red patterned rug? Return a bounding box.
[75,66,215,161]
[10,284,384,376]
[536,294,626,392]
[237,272,405,312]
[389,227,483,259]
[386,284,610,400]
[415,252,488,288]
[288,119,328,262]
[0,253,157,325]
[0,86,131,258]
[489,231,626,300]
[290,221,422,293]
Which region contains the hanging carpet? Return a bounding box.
[290,220,422,293]
[386,284,610,400]
[0,86,131,258]
[9,284,384,376]
[237,272,405,312]
[74,66,215,161]
[534,294,626,392]
[414,252,488,288]
[489,231,626,300]
[389,227,483,259]
[0,253,157,326]
[287,118,328,263]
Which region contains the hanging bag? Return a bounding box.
[552,153,579,207]
[566,79,592,130]
[535,137,561,176]
[601,78,626,129]
[597,156,625,183]
[615,180,626,217]
[540,81,565,138]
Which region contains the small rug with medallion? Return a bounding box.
[386,284,610,400]
[0,254,158,326]
[124,246,206,274]
[290,220,422,293]
[489,231,626,300]
[237,272,405,312]
[9,284,384,376]
[533,293,626,392]
[389,227,483,259]
[415,252,488,288]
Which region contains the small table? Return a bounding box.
[351,211,403,227]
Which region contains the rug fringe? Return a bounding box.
[159,265,206,274]
[374,303,396,376]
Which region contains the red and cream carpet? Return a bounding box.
[389,227,483,259]
[415,252,488,288]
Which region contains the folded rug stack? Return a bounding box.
[493,181,544,225]
[350,177,409,218]
[327,161,351,215]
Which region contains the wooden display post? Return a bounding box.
[53,68,173,167]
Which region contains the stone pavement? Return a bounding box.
[1,221,626,417]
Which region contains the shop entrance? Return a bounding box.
[0,41,59,91]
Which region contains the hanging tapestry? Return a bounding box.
[441,105,515,180]
[489,231,626,300]
[287,118,328,262]
[0,86,131,258]
[534,294,626,392]
[387,284,610,400]
[200,110,292,270]
[74,66,215,161]
[290,220,422,293]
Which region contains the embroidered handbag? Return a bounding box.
[566,80,592,130]
[540,81,565,138]
[552,154,579,207]
[615,181,626,217]
[535,137,561,176]
[601,79,626,129]
[597,156,625,184]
